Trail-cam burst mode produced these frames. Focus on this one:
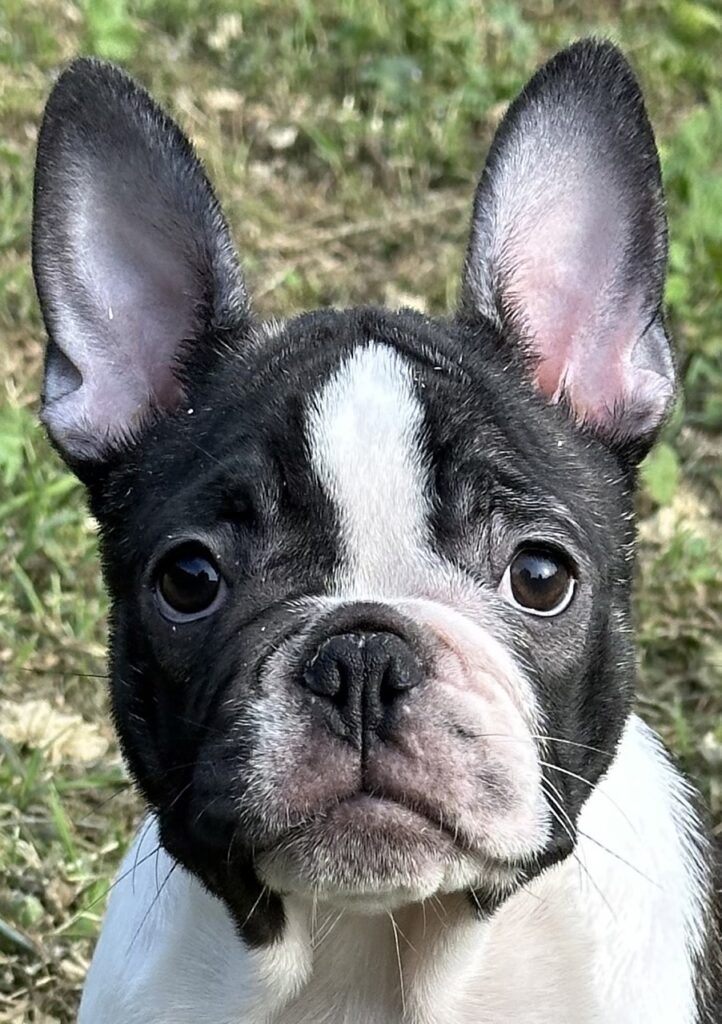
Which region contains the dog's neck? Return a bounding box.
[82,715,707,1024]
[274,885,597,1024]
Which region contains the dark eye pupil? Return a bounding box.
[157,545,220,615]
[510,548,571,612]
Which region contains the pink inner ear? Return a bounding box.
[461,43,675,443]
[87,209,197,408]
[44,196,198,454]
[497,179,661,431]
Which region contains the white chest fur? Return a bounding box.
[79,715,707,1024]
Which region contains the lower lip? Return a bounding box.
[320,792,445,835]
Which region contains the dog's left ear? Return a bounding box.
[460,40,675,458]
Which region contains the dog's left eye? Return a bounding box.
[500,545,575,617]
[155,543,224,620]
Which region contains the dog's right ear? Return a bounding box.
[32,59,249,469]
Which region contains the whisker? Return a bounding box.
[56,843,163,935]
[133,816,158,895]
[388,915,418,955]
[539,760,596,791]
[428,894,448,927]
[173,715,224,734]
[153,843,162,902]
[193,794,221,826]
[541,780,577,848]
[542,777,576,837]
[467,887,485,915]
[187,437,225,468]
[530,733,615,760]
[454,730,614,760]
[16,667,109,680]
[577,829,660,889]
[388,912,406,1018]
[517,881,545,904]
[450,729,637,837]
[241,885,269,931]
[542,774,656,889]
[327,910,346,945]
[126,861,178,954]
[311,887,319,938]
[226,825,241,873]
[538,760,638,836]
[166,779,195,813]
[141,758,222,781]
[74,780,133,826]
[571,847,616,920]
[313,909,344,950]
[542,782,616,920]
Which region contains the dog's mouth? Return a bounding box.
[159,783,522,943]
[252,791,509,910]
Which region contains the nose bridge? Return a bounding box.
[304,599,426,650]
[305,343,432,596]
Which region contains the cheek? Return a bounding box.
[232,682,360,838]
[399,594,542,726]
[369,680,548,859]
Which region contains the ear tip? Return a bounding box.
[50,55,134,99]
[43,58,125,122]
[37,57,200,183]
[523,38,647,118]
[545,38,638,80]
[37,57,137,166]
[494,37,658,181]
[35,56,192,210]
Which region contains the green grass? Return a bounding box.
[0,0,720,1019]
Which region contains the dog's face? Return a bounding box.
[93,313,634,929]
[32,42,675,943]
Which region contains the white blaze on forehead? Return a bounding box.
[306,343,430,592]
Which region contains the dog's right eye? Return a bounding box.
[155,543,224,620]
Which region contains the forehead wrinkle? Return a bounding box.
[305,342,431,592]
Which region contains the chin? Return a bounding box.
[255,796,516,912]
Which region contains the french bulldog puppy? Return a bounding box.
[32,38,720,1024]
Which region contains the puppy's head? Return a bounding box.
[32,42,674,943]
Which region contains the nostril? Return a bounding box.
[303,654,342,699]
[394,649,420,690]
[379,662,398,706]
[372,636,423,701]
[303,634,363,703]
[301,655,340,696]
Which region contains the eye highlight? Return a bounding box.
[154,542,224,620]
[500,545,575,617]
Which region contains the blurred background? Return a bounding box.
[0,0,720,1019]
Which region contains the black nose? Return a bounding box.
[302,632,423,748]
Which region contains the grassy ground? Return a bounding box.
[0,0,720,1019]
